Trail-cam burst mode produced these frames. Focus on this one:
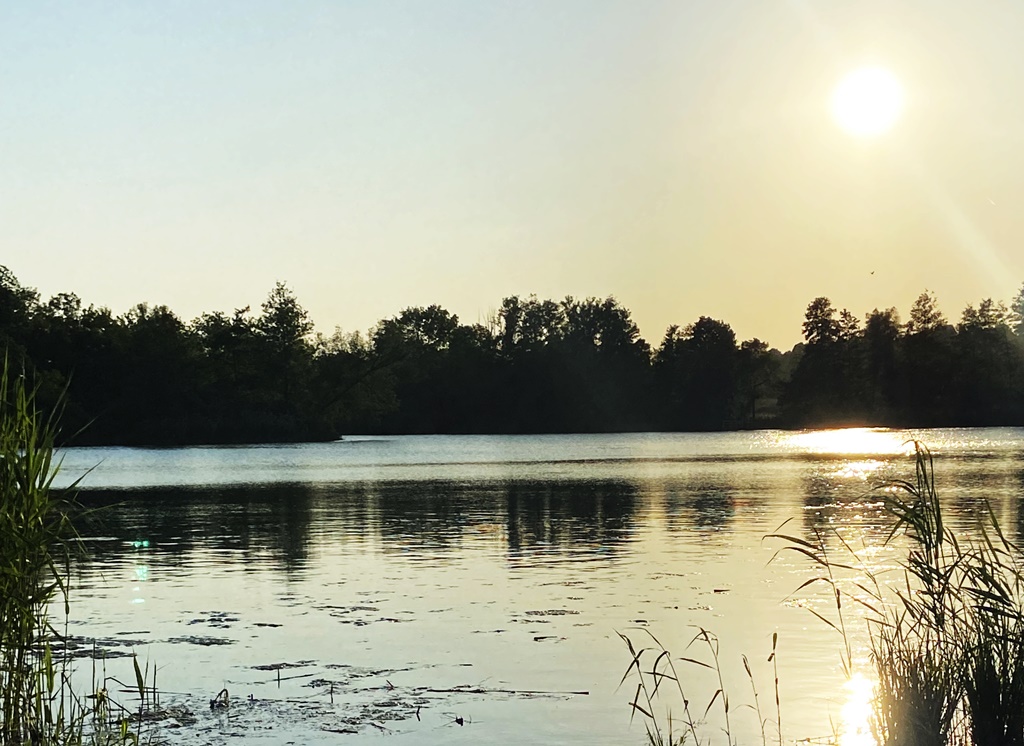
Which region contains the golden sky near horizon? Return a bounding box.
[2,1,1023,348]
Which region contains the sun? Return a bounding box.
[830,67,904,137]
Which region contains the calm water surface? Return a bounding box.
[55,429,1024,745]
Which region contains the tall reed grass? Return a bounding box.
[619,625,781,746]
[776,442,1024,745]
[623,442,1024,746]
[0,364,80,744]
[0,365,148,745]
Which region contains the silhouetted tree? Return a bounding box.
[3,265,1024,443]
[783,297,864,424]
[906,290,946,334]
[656,317,737,429]
[190,306,264,441]
[494,296,566,431]
[736,338,782,424]
[371,305,471,432]
[953,299,1022,424]
[0,266,39,371]
[490,295,651,431]
[0,266,38,336]
[113,303,204,443]
[863,308,901,420]
[899,291,955,425]
[802,297,841,345]
[554,296,652,431]
[251,283,321,437]
[257,282,313,375]
[310,329,397,433]
[1012,283,1024,337]
[498,295,564,355]
[960,298,1010,330]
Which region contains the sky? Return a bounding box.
[2,1,1024,349]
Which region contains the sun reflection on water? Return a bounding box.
[831,460,885,481]
[785,428,913,456]
[840,672,877,746]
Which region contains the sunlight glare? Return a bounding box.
[786,428,911,456]
[840,672,877,746]
[832,460,885,480]
[831,67,904,137]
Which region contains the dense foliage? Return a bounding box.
[1,266,1022,444]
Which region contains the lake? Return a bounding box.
[54,428,1024,745]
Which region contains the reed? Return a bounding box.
[953,506,1024,746]
[618,626,781,746]
[871,442,1024,745]
[0,364,79,744]
[618,629,693,746]
[624,443,1024,745]
[773,442,1024,746]
[0,364,149,745]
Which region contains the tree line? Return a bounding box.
[1,265,1022,445]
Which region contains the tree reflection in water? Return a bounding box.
[77,484,316,572]
[75,479,641,574]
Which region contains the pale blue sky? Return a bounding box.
[3,1,1023,347]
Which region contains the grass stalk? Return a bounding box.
[772,441,1024,745]
[0,364,79,744]
[0,362,150,745]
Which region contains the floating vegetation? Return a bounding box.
[89,658,591,744]
[166,636,235,647]
[55,637,147,660]
[251,661,314,672]
[318,603,416,626]
[185,611,239,628]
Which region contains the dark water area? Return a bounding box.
[75,479,641,573]
[55,429,1024,745]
